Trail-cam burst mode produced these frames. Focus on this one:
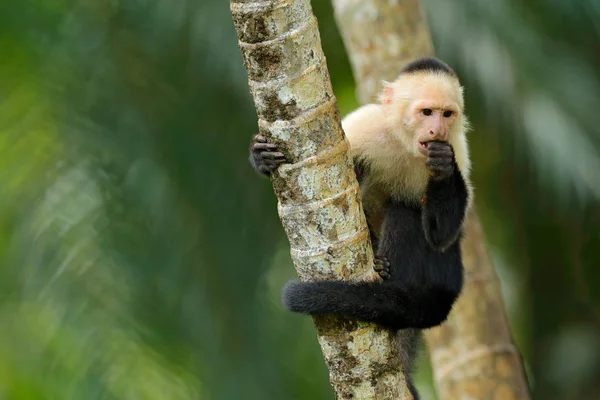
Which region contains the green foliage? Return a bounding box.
[0,0,598,399]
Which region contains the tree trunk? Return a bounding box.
[331,1,531,399]
[229,0,413,398]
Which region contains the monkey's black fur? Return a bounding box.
[249,133,467,327]
[249,103,468,400]
[282,155,467,331]
[401,56,456,77]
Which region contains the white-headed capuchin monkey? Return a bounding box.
[249,57,472,399]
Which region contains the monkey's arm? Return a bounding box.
[422,142,469,250]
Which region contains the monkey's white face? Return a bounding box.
[382,73,465,158]
[408,100,459,156]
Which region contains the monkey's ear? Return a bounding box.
[381,83,393,104]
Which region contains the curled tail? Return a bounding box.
[282,279,458,330]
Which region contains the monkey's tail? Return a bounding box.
[282,279,456,330]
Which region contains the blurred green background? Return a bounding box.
[1,0,599,399]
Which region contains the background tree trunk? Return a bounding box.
[229,0,413,398]
[331,1,531,399]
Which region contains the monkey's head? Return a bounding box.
[380,57,467,157]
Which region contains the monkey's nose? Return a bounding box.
[429,130,448,141]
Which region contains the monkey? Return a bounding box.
[249,57,472,399]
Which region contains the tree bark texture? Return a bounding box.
[230,1,413,398]
[331,0,531,399]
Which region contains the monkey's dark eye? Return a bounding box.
[422,109,432,116]
[443,110,453,118]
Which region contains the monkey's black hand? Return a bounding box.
[373,256,391,280]
[426,141,455,181]
[249,134,287,176]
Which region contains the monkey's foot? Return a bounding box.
[373,256,391,280]
[249,134,287,176]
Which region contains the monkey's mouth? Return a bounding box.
[419,141,430,150]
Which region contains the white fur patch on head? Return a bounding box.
[341,70,473,205]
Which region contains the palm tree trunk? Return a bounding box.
[331,0,531,398]
[230,0,413,398]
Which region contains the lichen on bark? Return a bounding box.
[230,0,413,398]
